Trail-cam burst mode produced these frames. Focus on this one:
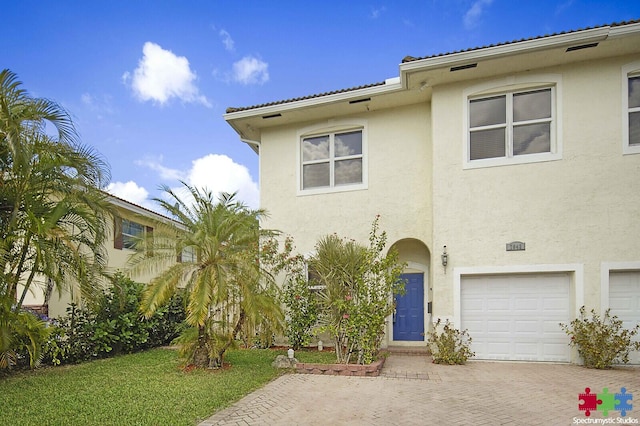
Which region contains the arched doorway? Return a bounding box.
[388,239,431,345]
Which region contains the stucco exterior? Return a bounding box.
[22,195,178,318]
[225,21,640,361]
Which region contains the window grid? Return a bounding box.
[469,88,553,161]
[629,74,640,147]
[122,219,144,250]
[301,130,363,190]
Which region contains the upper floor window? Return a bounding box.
[122,219,144,250]
[114,217,150,251]
[302,130,363,190]
[624,67,640,154]
[464,75,562,169]
[180,245,197,263]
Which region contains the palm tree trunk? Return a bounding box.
[210,309,246,369]
[193,325,209,368]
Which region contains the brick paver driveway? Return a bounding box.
[199,355,640,425]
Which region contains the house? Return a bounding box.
[224,20,640,363]
[22,193,180,318]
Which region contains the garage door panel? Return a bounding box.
[609,272,640,365]
[461,273,571,362]
[514,320,539,334]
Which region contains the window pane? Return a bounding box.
[630,76,640,108]
[335,131,362,157]
[630,111,640,146]
[123,220,143,236]
[303,163,330,188]
[302,135,329,161]
[335,159,362,185]
[513,122,551,155]
[514,89,551,122]
[470,96,506,127]
[470,128,505,160]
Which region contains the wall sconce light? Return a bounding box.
[441,245,448,268]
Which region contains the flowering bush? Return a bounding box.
[282,272,318,350]
[559,306,640,369]
[313,217,405,364]
[427,318,475,365]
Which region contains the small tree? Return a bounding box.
[560,306,640,369]
[135,184,284,369]
[312,216,405,364]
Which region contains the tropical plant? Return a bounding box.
[42,273,185,366]
[311,217,405,364]
[0,69,111,369]
[133,183,284,368]
[271,236,319,350]
[427,318,475,365]
[560,306,640,369]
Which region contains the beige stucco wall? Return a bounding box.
[23,207,166,318]
[430,54,640,321]
[260,103,433,255]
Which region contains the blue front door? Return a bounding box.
[393,273,425,341]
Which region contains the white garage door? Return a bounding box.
[461,273,571,362]
[609,271,640,365]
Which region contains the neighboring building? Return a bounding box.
[224,20,640,363]
[22,193,179,318]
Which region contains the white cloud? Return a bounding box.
[123,42,211,107]
[106,181,157,211]
[186,154,259,208]
[231,56,269,85]
[135,156,185,181]
[463,0,493,30]
[219,29,235,51]
[136,154,260,209]
[81,92,115,119]
[370,6,386,19]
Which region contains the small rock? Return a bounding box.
[272,354,298,368]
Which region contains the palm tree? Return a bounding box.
[0,69,112,368]
[134,183,283,368]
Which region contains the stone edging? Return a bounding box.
[295,357,386,377]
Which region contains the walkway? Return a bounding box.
[198,355,640,425]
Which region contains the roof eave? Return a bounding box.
[223,77,403,121]
[399,26,611,75]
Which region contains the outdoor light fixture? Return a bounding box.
[287,348,294,359]
[441,245,448,267]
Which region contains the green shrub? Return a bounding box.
[282,272,318,350]
[427,318,475,365]
[42,274,185,365]
[559,306,640,369]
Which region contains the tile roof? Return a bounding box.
[401,19,640,63]
[225,19,639,114]
[225,81,386,114]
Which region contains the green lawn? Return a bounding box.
[0,347,335,426]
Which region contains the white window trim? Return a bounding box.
[600,261,640,314]
[462,74,563,169]
[296,119,368,196]
[622,61,640,155]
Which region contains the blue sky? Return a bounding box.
[3,1,639,211]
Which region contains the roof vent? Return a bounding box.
[450,63,477,72]
[566,42,599,52]
[349,98,371,104]
[262,113,282,119]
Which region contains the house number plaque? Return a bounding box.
[506,241,525,251]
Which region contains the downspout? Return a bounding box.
[240,138,260,154]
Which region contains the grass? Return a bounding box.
[0,347,321,426]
